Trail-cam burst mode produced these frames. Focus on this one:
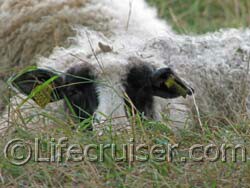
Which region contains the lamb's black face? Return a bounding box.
[124,65,155,118]
[10,64,99,128]
[124,64,193,118]
[62,65,99,122]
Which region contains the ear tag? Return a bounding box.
[165,75,188,98]
[32,84,53,108]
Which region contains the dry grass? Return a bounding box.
[1,109,250,187]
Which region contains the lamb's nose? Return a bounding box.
[187,87,194,96]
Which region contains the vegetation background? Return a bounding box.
[148,0,250,34]
[1,0,250,187]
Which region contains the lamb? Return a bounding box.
[142,29,250,125]
[0,0,250,134]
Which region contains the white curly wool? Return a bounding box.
[1,0,250,134]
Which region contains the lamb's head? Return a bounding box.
[10,60,193,132]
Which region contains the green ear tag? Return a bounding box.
[32,84,53,108]
[165,75,175,88]
[165,75,188,98]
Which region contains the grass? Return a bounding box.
[1,0,250,187]
[147,0,250,34]
[1,108,250,187]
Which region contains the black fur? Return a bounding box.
[11,64,99,128]
[123,58,193,119]
[123,64,156,118]
[62,64,99,124]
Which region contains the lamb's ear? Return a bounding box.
[9,69,64,108]
[151,68,194,99]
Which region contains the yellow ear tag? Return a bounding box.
[165,75,175,88]
[32,84,53,108]
[165,75,188,98]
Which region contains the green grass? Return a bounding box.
[1,1,250,187]
[147,0,250,34]
[1,111,250,187]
